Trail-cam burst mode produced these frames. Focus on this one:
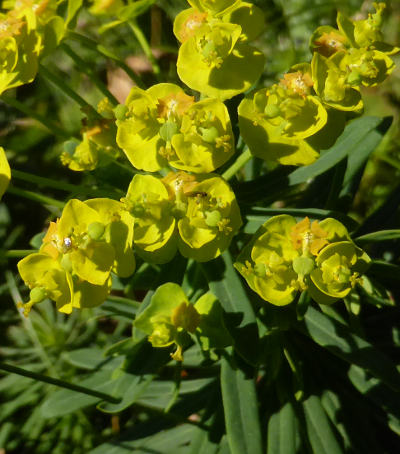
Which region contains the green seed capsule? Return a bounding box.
[347,70,361,86]
[63,140,79,156]
[293,256,315,276]
[264,103,281,118]
[205,210,222,227]
[114,104,128,121]
[88,222,105,240]
[199,126,219,143]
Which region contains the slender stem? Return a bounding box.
[67,31,146,89]
[7,186,65,209]
[0,96,70,139]
[379,154,400,171]
[0,362,121,403]
[61,43,119,106]
[4,249,35,258]
[129,20,161,77]
[39,64,101,119]
[6,271,59,377]
[222,148,252,181]
[106,294,141,308]
[11,169,115,198]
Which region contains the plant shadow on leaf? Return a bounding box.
[200,252,259,365]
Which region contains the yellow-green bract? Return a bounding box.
[61,99,121,172]
[0,147,11,199]
[116,83,235,173]
[234,215,370,306]
[238,63,327,166]
[17,198,135,315]
[122,171,242,263]
[134,282,231,360]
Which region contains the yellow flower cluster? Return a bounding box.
[15,2,392,320]
[235,215,370,306]
[238,2,398,167]
[0,0,65,95]
[18,199,135,315]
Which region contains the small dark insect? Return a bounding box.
[186,191,208,198]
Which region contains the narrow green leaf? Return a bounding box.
[117,0,156,21]
[320,389,383,452]
[301,306,400,391]
[201,252,259,364]
[97,374,155,413]
[220,355,262,454]
[89,422,196,454]
[41,370,118,418]
[66,0,83,26]
[355,183,400,236]
[0,361,122,408]
[342,117,392,191]
[235,117,386,204]
[367,260,400,286]
[302,394,344,454]
[355,230,400,243]
[289,116,383,185]
[348,364,400,435]
[267,400,299,454]
[63,348,107,370]
[188,425,220,454]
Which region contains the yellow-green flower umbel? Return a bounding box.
[122,171,242,263]
[309,2,398,113]
[238,63,327,166]
[0,0,64,95]
[235,215,370,306]
[175,1,265,101]
[116,83,234,173]
[17,198,135,315]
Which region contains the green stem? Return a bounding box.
[61,43,119,106]
[39,64,101,119]
[129,20,161,77]
[379,154,400,171]
[7,186,65,209]
[11,169,115,198]
[0,362,121,403]
[4,249,35,258]
[6,271,59,377]
[222,148,252,181]
[0,96,70,139]
[67,31,146,89]
[106,294,141,309]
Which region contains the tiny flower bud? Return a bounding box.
[159,120,179,143]
[199,126,219,143]
[114,104,128,121]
